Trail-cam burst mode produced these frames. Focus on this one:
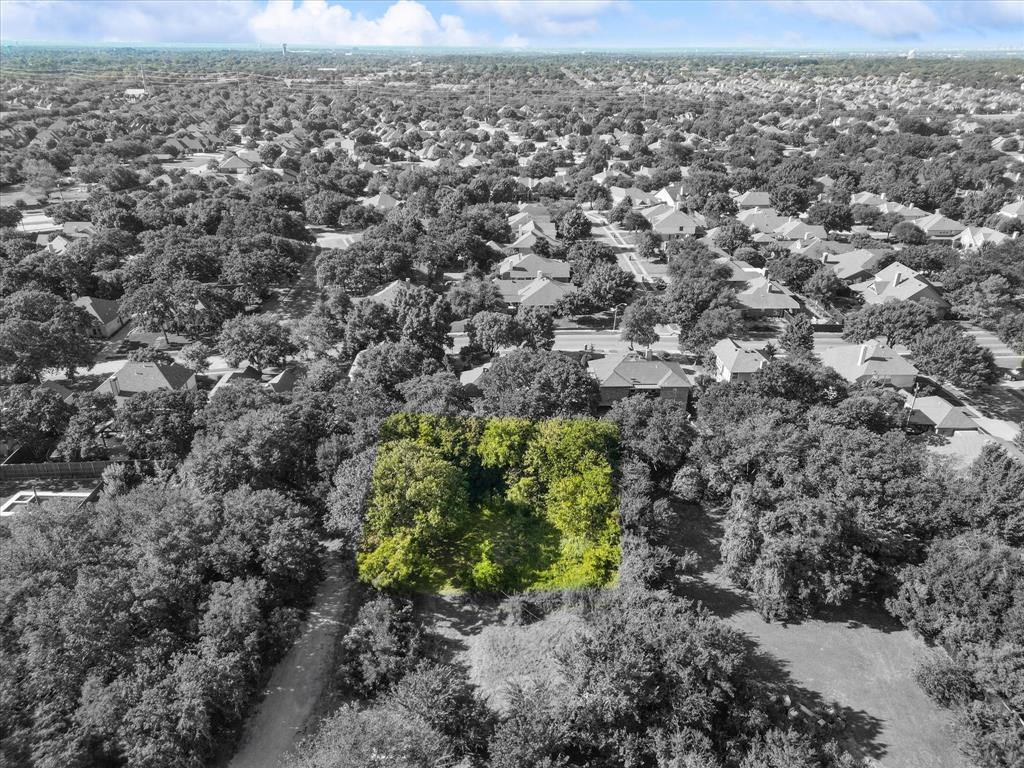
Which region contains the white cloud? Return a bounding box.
[0,0,255,43]
[770,0,939,38]
[248,0,482,46]
[458,0,619,37]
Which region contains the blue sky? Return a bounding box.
[2,0,1022,50]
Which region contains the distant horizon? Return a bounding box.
[2,1,1023,52]
[3,41,1023,56]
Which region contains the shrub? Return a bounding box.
[915,655,982,708]
[338,595,424,696]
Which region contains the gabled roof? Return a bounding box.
[851,191,885,207]
[497,252,571,280]
[774,220,828,241]
[997,199,1024,218]
[851,261,948,307]
[819,341,918,383]
[588,352,691,389]
[711,338,770,374]
[515,276,575,306]
[905,395,978,431]
[737,207,788,233]
[912,212,965,235]
[74,296,121,326]
[736,278,800,311]
[959,226,1009,249]
[822,248,887,281]
[734,189,771,207]
[218,154,253,171]
[364,191,400,210]
[102,361,194,396]
[358,279,408,307]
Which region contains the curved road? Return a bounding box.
[228,552,356,768]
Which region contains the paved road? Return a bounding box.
[450,328,681,355]
[586,211,660,283]
[958,321,1022,369]
[227,552,356,768]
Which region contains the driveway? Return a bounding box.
[227,549,358,768]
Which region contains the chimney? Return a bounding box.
[537,271,548,279]
[645,348,653,361]
[893,271,902,286]
[858,344,869,366]
[820,253,828,264]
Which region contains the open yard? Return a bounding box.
[675,503,966,768]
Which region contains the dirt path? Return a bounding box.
[227,552,355,768]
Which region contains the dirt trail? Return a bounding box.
[227,553,355,768]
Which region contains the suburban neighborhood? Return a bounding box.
[1,7,1023,768]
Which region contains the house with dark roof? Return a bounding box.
[904,394,979,435]
[74,296,126,338]
[97,361,196,403]
[587,352,692,407]
[496,275,576,309]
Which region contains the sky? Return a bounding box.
[1,0,1023,51]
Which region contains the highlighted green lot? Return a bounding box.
[359,413,621,593]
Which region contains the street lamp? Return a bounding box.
[611,302,628,331]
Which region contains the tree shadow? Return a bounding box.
[414,592,499,666]
[741,636,888,762]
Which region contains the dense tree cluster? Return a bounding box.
[0,483,321,768]
[354,413,620,592]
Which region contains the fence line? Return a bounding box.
[0,460,116,480]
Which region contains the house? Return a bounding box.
[736,277,800,317]
[714,257,764,285]
[912,212,965,241]
[610,186,659,207]
[819,341,918,388]
[710,339,770,382]
[266,367,300,394]
[496,252,571,281]
[640,204,705,239]
[789,237,855,261]
[460,362,492,396]
[587,352,692,407]
[851,261,949,315]
[357,279,408,308]
[774,220,828,242]
[218,155,254,174]
[496,275,575,309]
[997,199,1024,219]
[820,248,887,282]
[904,394,979,435]
[656,182,685,208]
[959,226,1009,250]
[850,191,886,207]
[508,221,560,253]
[737,207,788,233]
[363,191,401,211]
[734,189,771,209]
[74,296,126,338]
[97,361,196,403]
[878,201,929,220]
